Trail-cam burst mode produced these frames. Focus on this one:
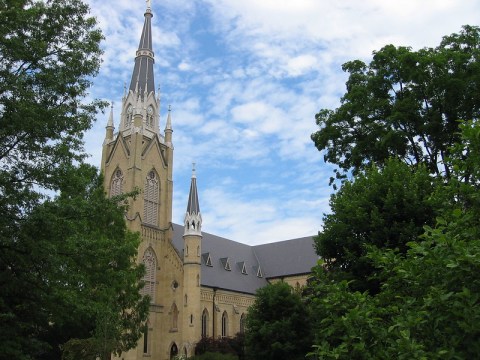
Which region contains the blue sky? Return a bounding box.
[83,0,480,245]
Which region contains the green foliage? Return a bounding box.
[195,334,244,359]
[245,281,312,360]
[0,0,106,210]
[311,25,480,182]
[0,0,148,358]
[315,158,437,293]
[189,352,238,360]
[1,165,149,359]
[308,120,480,359]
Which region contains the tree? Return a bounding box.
[315,158,437,293]
[194,334,245,360]
[1,165,150,359]
[308,120,480,359]
[311,25,480,183]
[245,281,312,360]
[0,0,149,358]
[0,0,105,235]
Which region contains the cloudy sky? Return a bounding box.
[83,0,479,245]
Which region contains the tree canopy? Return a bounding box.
[308,120,480,359]
[315,159,438,293]
[245,281,313,360]
[311,25,480,182]
[0,1,149,358]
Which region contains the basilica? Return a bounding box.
[100,3,318,359]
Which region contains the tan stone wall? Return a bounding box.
[268,273,311,291]
[200,288,255,339]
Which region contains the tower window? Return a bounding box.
[144,170,159,226]
[110,168,124,197]
[140,248,157,303]
[171,303,179,331]
[143,326,149,354]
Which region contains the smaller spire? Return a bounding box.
[187,163,200,215]
[165,105,172,130]
[107,102,114,128]
[184,163,202,236]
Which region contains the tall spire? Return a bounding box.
[129,2,155,96]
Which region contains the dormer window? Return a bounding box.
[253,265,263,278]
[202,253,212,267]
[237,261,248,275]
[220,257,231,271]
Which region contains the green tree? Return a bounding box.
[0,0,105,211]
[315,159,437,293]
[1,165,150,359]
[245,281,312,360]
[311,25,480,183]
[0,0,149,358]
[308,120,480,359]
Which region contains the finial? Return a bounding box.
[123,82,126,98]
[146,0,151,10]
[168,104,172,112]
[192,162,196,178]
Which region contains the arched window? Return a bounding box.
[140,248,156,303]
[143,326,149,354]
[144,170,159,225]
[170,343,178,360]
[221,311,228,338]
[201,309,209,338]
[110,168,124,197]
[147,106,154,128]
[125,103,133,128]
[171,303,179,330]
[240,313,246,334]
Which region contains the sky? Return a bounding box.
[83,0,480,245]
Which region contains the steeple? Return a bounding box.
[129,1,155,97]
[119,0,162,135]
[184,163,202,236]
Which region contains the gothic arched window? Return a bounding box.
[144,170,159,225]
[140,248,156,303]
[125,104,133,128]
[110,168,124,197]
[171,303,179,330]
[240,313,246,334]
[201,309,209,338]
[221,311,228,338]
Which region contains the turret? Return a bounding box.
[183,164,202,348]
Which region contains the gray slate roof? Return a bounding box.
[171,223,318,295]
[129,8,155,94]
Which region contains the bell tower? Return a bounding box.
[102,1,181,359]
[101,0,173,232]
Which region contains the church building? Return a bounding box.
[100,2,318,359]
